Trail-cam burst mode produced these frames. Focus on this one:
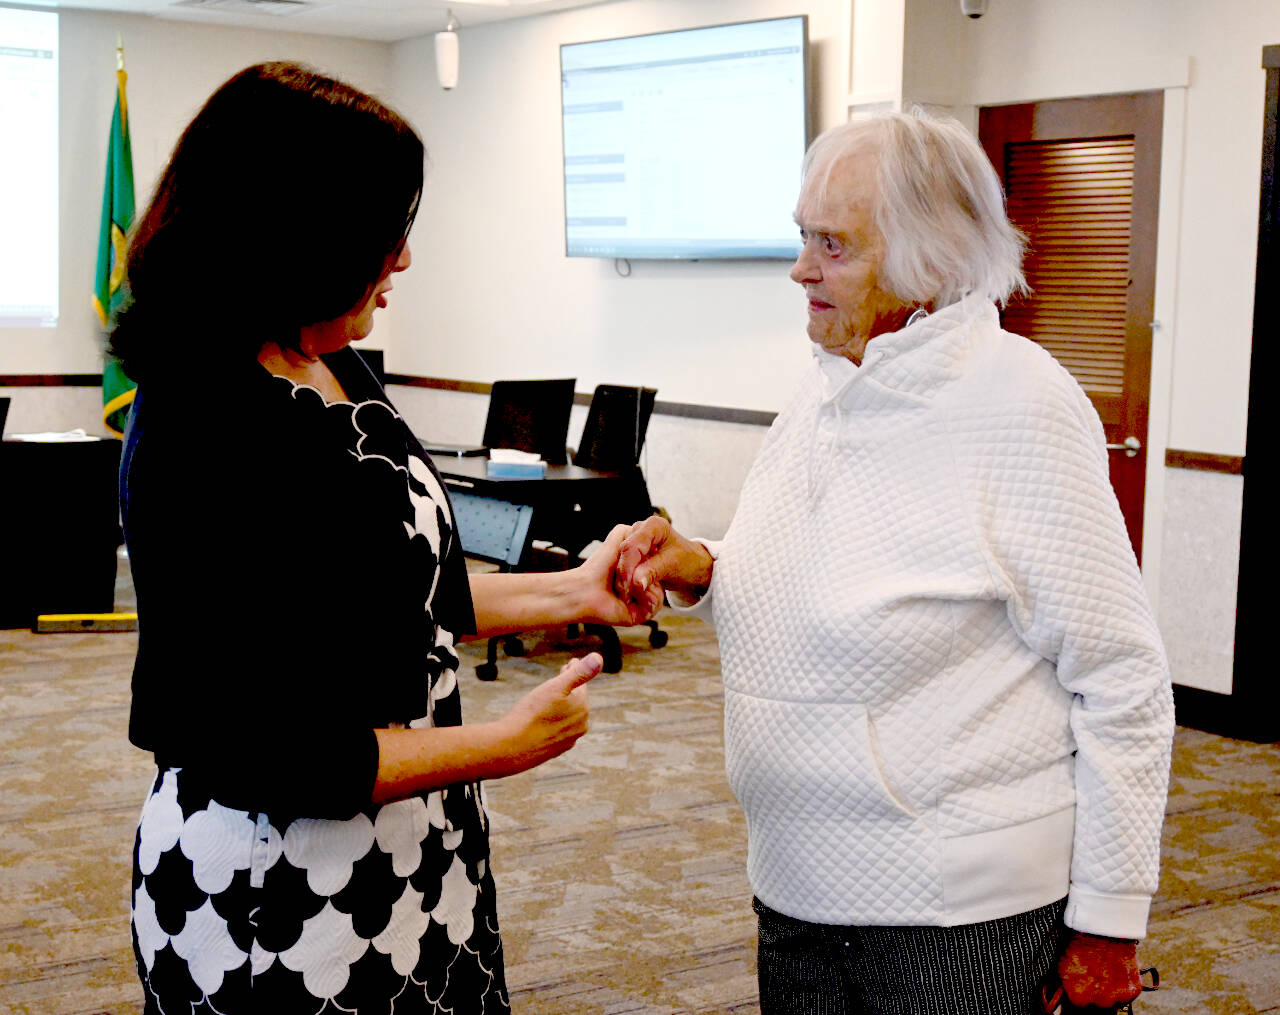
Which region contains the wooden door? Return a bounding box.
[979,92,1163,562]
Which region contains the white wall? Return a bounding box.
[903,0,1275,460]
[385,0,850,413]
[0,11,391,387]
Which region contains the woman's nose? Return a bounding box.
[790,242,817,284]
[394,243,412,272]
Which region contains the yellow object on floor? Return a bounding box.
[35,612,138,633]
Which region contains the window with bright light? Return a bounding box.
[0,8,58,327]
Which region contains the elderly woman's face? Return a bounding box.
[790,150,913,364]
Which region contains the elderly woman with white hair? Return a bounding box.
[617,111,1173,1013]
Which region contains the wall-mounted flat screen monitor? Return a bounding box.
[560,15,809,261]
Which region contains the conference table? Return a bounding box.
[428,451,655,674]
[427,452,635,563]
[429,453,626,505]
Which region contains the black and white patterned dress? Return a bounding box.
[122,351,508,1014]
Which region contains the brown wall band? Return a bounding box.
[384,373,778,426]
[3,372,779,427]
[0,374,103,387]
[5,376,1254,452]
[1165,450,1245,474]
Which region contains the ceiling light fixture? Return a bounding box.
[435,9,459,90]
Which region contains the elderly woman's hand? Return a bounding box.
[616,516,714,606]
[1057,932,1142,1009]
[572,524,664,627]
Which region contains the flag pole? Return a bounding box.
[97,34,137,436]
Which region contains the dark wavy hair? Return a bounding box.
[110,62,424,385]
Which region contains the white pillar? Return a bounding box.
[847,0,906,119]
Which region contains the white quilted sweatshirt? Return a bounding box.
[680,296,1173,939]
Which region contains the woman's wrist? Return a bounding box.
[669,541,715,601]
[553,565,596,623]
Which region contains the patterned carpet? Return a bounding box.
[0,551,1277,1013]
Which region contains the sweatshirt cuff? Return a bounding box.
[664,538,722,619]
[1064,882,1152,940]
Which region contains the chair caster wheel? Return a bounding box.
[476,663,498,681]
[503,635,526,657]
[648,629,668,648]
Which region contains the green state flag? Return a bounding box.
[94,57,136,437]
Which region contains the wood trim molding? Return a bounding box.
[0,374,102,387]
[1164,449,1244,474]
[3,370,780,427]
[385,373,778,427]
[384,374,490,396]
[4,373,1248,447]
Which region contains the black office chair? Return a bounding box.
[555,384,659,554]
[573,384,657,472]
[549,384,668,659]
[448,378,575,677]
[447,489,536,680]
[482,378,576,465]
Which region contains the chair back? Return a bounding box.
[482,378,576,465]
[449,491,535,569]
[573,385,657,471]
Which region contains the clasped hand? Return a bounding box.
[613,515,715,610]
[576,518,708,625]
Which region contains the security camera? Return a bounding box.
[961,0,987,18]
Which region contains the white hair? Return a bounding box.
[802,110,1027,307]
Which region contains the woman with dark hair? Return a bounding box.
[116,63,649,1014]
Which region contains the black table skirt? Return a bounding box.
[0,437,121,629]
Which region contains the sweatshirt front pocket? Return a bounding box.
[723,694,917,824]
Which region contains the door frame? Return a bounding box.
[979,91,1163,564]
[936,80,1187,610]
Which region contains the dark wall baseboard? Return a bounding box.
[385,374,491,396]
[0,374,102,387]
[4,376,1252,446]
[4,371,779,426]
[385,373,778,427]
[1165,449,1245,474]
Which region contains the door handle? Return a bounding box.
[1105,436,1142,457]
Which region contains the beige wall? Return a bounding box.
[384,0,850,413]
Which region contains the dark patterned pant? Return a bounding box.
[755,896,1068,1015]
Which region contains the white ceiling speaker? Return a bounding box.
[435,9,459,90]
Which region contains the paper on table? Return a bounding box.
[488,448,545,465]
